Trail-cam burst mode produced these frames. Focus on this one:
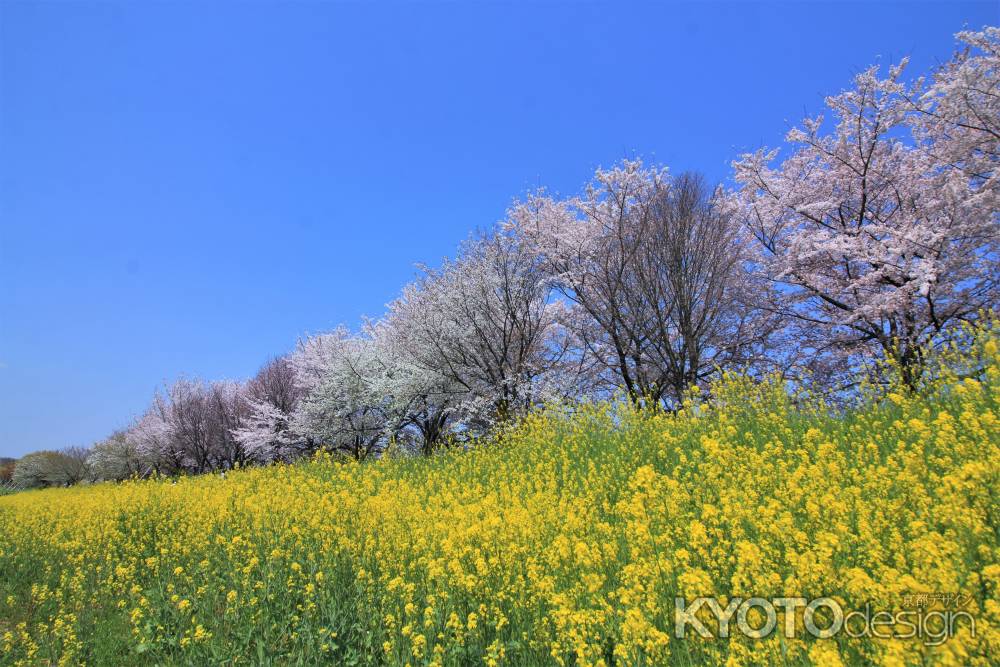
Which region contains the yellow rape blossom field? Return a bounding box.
[2,334,999,666]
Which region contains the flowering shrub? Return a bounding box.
[1,328,998,666]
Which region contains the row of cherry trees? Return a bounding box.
[56,26,999,482]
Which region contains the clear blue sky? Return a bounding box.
[1,1,995,458]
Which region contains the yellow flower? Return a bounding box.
[0,323,996,666]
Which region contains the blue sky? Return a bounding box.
[1,1,996,458]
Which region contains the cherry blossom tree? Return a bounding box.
[511,160,776,407]
[88,430,150,481]
[233,356,312,462]
[364,318,464,455]
[204,379,252,470]
[384,229,570,427]
[125,378,252,474]
[235,330,367,462]
[237,331,420,461]
[290,329,397,460]
[910,26,999,205]
[128,392,182,474]
[732,57,999,389]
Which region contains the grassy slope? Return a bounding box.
[1,341,998,666]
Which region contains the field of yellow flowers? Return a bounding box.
[1,334,998,666]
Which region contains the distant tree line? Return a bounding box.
[9,26,998,487]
